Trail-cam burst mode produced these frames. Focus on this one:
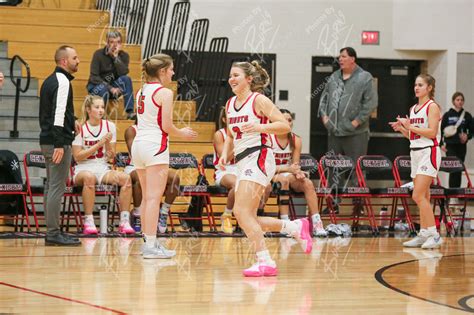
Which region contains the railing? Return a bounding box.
[9,55,30,138]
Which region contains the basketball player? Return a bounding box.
[389,74,443,249]
[124,121,181,233]
[218,61,313,277]
[269,109,327,237]
[72,95,134,234]
[132,53,197,259]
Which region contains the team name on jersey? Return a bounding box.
[84,140,99,146]
[229,116,249,124]
[410,117,425,124]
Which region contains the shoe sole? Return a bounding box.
[143,254,174,259]
[242,267,278,277]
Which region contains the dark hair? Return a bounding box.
[340,47,357,62]
[452,91,465,103]
[279,108,295,151]
[54,45,74,63]
[231,60,270,93]
[417,74,436,99]
[218,106,227,129]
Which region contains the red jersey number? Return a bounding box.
[137,95,145,114]
[232,126,243,140]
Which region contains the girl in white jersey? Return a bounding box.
[132,53,197,259]
[269,109,327,237]
[390,74,443,249]
[218,61,313,277]
[72,95,134,235]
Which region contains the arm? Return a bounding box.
[217,128,234,170]
[104,122,116,162]
[157,88,197,139]
[401,103,441,139]
[72,137,109,161]
[124,126,136,154]
[241,95,290,135]
[89,51,112,89]
[114,51,130,77]
[213,130,234,163]
[354,77,378,125]
[389,116,410,139]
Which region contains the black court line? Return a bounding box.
[374,253,474,313]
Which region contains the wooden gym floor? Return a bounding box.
[0,235,473,314]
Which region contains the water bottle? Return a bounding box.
[99,205,108,234]
[133,215,141,232]
[379,206,389,228]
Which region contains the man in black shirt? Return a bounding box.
[39,45,81,246]
[87,30,135,119]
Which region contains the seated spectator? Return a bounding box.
[124,120,180,233]
[72,95,134,234]
[87,30,135,119]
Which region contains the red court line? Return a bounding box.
[0,281,127,315]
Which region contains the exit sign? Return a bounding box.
[362,31,379,45]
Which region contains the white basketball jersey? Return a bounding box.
[135,82,168,154]
[271,133,295,166]
[226,92,271,156]
[213,128,236,166]
[72,119,116,166]
[409,99,441,148]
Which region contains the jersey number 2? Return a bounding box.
[232,126,243,140]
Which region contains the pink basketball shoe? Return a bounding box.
[242,260,278,277]
[292,218,313,254]
[83,222,98,235]
[118,220,135,234]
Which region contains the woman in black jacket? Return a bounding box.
[441,91,473,188]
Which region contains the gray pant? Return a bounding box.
[327,131,369,188]
[41,145,72,236]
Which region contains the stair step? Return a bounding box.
[0,7,110,26]
[0,41,7,58]
[0,77,38,97]
[0,96,40,117]
[0,116,39,132]
[0,138,41,162]
[19,0,97,10]
[27,58,142,81]
[6,41,142,62]
[0,23,126,44]
[0,58,22,77]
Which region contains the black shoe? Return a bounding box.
[45,233,81,246]
[322,206,339,215]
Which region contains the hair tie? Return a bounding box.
[146,57,150,62]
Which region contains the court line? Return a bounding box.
[0,281,127,314]
[374,253,474,313]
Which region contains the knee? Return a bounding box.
[412,191,426,204]
[119,174,132,188]
[303,179,314,191]
[82,174,96,189]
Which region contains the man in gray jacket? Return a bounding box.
[319,47,377,209]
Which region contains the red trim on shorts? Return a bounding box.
[155,106,168,155]
[430,146,438,170]
[260,116,270,147]
[257,147,268,176]
[151,87,164,107]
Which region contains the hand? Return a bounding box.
[289,163,301,174]
[179,127,198,140]
[351,120,360,128]
[105,149,114,160]
[295,170,306,180]
[110,87,121,97]
[100,132,113,145]
[389,118,403,132]
[52,148,64,164]
[441,144,447,152]
[241,122,262,133]
[459,132,468,144]
[0,71,4,89]
[397,115,411,130]
[74,120,81,135]
[322,116,329,126]
[217,156,227,171]
[107,45,119,58]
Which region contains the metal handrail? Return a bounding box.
[9,55,30,92]
[9,55,31,138]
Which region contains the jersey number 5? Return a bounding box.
[137,95,146,114]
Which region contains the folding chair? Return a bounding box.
[67,160,121,233]
[272,154,329,222]
[168,153,216,232]
[393,155,454,235]
[318,154,377,234]
[437,156,474,233]
[356,155,416,234]
[0,150,33,232]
